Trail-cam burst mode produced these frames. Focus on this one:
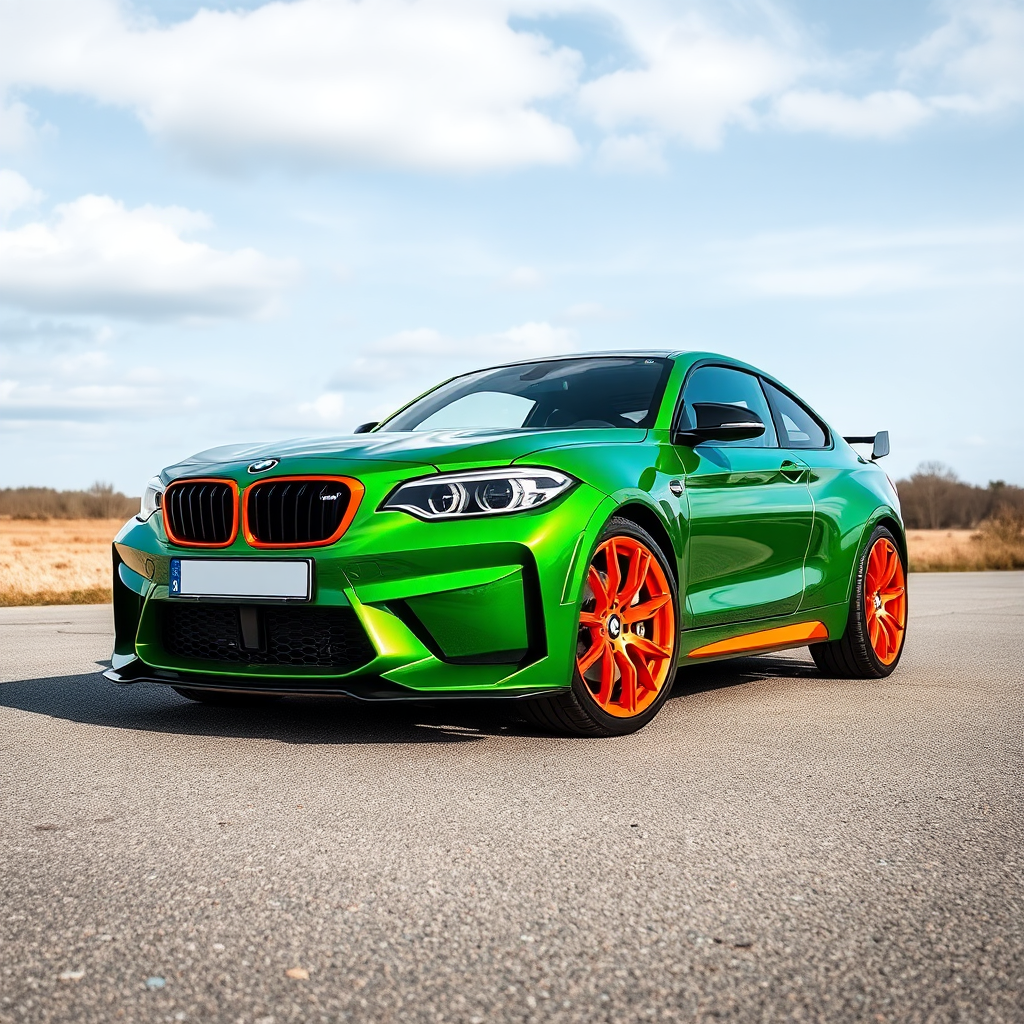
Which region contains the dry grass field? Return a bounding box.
[0,518,122,606]
[906,529,977,569]
[907,511,1024,571]
[2,516,1022,606]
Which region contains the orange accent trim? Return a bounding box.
[688,620,828,658]
[241,475,365,549]
[162,478,239,549]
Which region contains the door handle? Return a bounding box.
[780,460,805,483]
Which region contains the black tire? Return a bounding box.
[171,687,282,707]
[522,516,681,737]
[810,524,908,678]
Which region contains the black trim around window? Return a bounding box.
[759,376,833,451]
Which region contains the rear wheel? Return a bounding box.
[172,687,282,707]
[523,517,680,736]
[810,524,908,678]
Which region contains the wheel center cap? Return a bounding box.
[607,615,622,640]
[873,593,882,610]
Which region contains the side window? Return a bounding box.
[678,366,778,448]
[762,380,829,449]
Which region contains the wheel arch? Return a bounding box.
[846,508,907,603]
[609,500,680,586]
[875,513,908,568]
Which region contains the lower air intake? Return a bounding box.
[162,603,376,669]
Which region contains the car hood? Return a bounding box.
[161,427,648,480]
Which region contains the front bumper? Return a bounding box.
[110,473,614,698]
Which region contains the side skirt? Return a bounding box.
[679,602,849,664]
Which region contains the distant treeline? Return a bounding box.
[0,483,140,520]
[896,463,1024,530]
[1,468,1021,530]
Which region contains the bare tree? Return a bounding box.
[897,464,1024,529]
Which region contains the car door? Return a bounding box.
[759,377,837,610]
[678,366,815,628]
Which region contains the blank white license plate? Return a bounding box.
[169,559,312,600]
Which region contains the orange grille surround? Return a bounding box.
[241,475,365,549]
[162,478,239,548]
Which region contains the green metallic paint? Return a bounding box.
[109,351,903,700]
[678,446,813,627]
[404,568,529,661]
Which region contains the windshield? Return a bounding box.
[380,356,673,432]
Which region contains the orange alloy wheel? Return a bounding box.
[576,536,676,718]
[864,537,907,665]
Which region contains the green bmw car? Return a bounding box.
[107,352,907,736]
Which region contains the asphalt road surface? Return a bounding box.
[1,572,1022,1024]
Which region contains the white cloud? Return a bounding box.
[0,169,43,221]
[578,13,802,148]
[0,380,166,421]
[595,133,667,173]
[774,89,933,139]
[500,266,545,290]
[328,320,576,394]
[373,320,574,359]
[0,0,581,172]
[576,0,1024,149]
[0,345,179,421]
[712,224,1024,298]
[901,0,1024,113]
[483,320,575,357]
[295,391,348,427]
[0,0,1017,174]
[0,188,296,319]
[0,98,35,151]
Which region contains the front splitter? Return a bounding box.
[101,665,557,702]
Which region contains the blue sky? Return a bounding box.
[0,0,1021,492]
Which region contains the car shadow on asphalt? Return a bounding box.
[0,653,820,744]
[670,652,820,699]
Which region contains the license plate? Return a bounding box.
[169,559,312,600]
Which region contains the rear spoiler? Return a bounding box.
[843,430,889,461]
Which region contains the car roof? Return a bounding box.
[453,350,808,406]
[462,350,694,372]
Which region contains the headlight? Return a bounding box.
[382,468,575,520]
[137,476,165,521]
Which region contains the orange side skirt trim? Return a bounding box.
[688,620,829,659]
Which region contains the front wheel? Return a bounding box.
[810,524,908,678]
[523,516,680,736]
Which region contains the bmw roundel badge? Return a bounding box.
[247,458,279,474]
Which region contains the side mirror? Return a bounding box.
[354,421,379,434]
[674,402,766,447]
